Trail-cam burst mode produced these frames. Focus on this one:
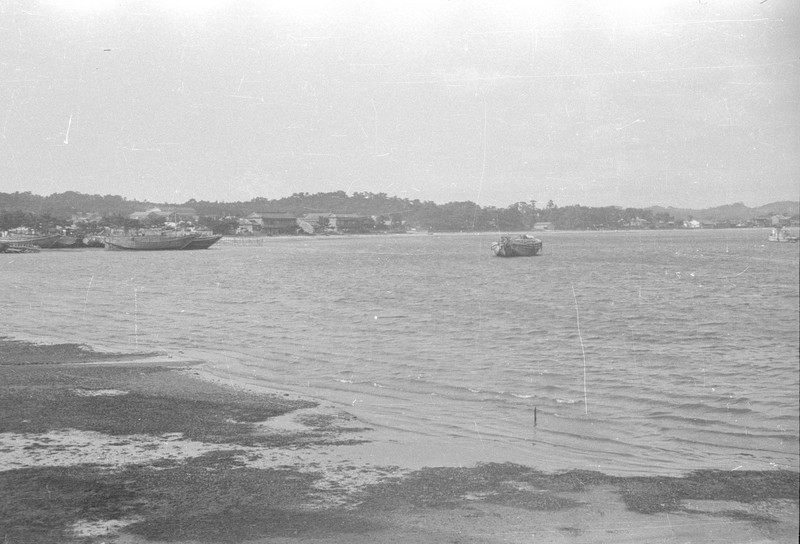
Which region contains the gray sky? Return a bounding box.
[1,0,798,208]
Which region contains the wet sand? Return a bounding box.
[1,337,797,544]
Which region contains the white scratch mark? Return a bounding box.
[473,421,484,444]
[471,101,488,230]
[83,274,94,322]
[616,119,644,131]
[371,98,379,155]
[133,287,139,347]
[2,90,15,140]
[64,113,73,144]
[355,118,369,138]
[722,265,750,279]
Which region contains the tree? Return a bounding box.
[100,214,139,231]
[374,214,390,230]
[142,213,167,228]
[654,211,674,225]
[33,213,62,232]
[0,210,33,231]
[389,213,404,230]
[199,216,238,235]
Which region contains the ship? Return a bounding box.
[104,233,199,250]
[491,234,543,257]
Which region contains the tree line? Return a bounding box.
[1,190,676,233]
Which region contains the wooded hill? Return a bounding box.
[1,190,797,233]
[649,201,799,222]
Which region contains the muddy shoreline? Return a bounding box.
[1,338,797,543]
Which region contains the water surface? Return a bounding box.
[2,229,797,475]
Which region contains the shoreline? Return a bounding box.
[188,345,800,477]
[1,337,797,543]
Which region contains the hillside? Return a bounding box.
[2,191,798,233]
[648,201,799,222]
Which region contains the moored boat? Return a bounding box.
[491,234,543,257]
[0,233,62,248]
[52,235,82,248]
[768,227,799,243]
[104,233,199,250]
[0,242,40,253]
[182,234,223,249]
[83,236,106,248]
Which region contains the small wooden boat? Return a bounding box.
[83,236,106,248]
[491,234,543,257]
[52,235,82,248]
[0,233,62,248]
[104,233,199,251]
[0,242,40,253]
[182,234,223,249]
[768,227,799,243]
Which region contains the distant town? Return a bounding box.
[1,190,798,237]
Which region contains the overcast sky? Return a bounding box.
[1,0,798,208]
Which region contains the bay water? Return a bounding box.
[2,229,797,475]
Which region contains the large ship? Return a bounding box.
[104,233,200,250]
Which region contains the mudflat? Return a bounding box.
[1,337,797,544]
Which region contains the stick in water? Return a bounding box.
[571,284,588,415]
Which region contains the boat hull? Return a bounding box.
[52,235,81,248]
[182,235,223,249]
[491,235,543,257]
[0,242,40,253]
[104,234,199,250]
[0,234,62,248]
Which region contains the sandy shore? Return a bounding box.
[1,337,797,544]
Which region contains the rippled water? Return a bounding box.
[2,229,798,475]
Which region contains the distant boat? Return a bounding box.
[0,233,62,248]
[83,236,106,248]
[768,228,799,243]
[491,234,543,257]
[104,233,199,251]
[52,235,82,248]
[182,234,223,249]
[0,242,40,253]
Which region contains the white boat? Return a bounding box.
[768,228,799,243]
